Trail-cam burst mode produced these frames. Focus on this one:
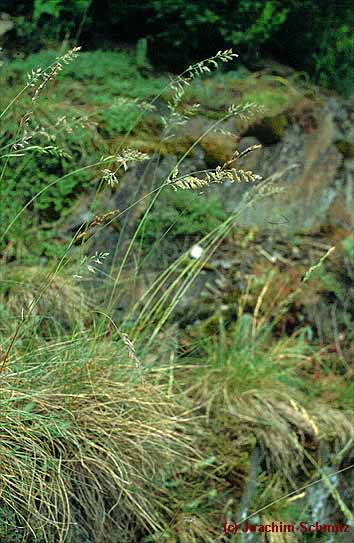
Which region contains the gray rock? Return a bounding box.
[208,112,350,232]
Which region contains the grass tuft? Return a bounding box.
[1,338,193,542]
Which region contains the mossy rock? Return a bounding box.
[166,117,236,165]
[128,118,236,165]
[124,135,171,156]
[336,140,354,158]
[246,113,289,144]
[199,133,235,165]
[268,113,289,140]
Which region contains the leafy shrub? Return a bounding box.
[33,0,91,21]
[2,0,352,97]
[2,1,352,95]
[102,0,288,67]
[1,0,91,52]
[270,0,354,97]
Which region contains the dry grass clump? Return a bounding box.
[0,339,193,543]
[151,321,354,542]
[224,391,353,477]
[187,330,354,482]
[0,265,89,335]
[176,311,354,503]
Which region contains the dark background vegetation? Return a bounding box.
[1,0,353,96]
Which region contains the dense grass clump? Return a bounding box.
[0,337,192,542]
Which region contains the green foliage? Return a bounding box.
[3,49,166,134]
[140,189,227,246]
[0,504,47,543]
[33,0,91,21]
[3,49,165,91]
[144,0,352,95]
[313,24,353,95]
[220,0,288,51]
[0,103,98,259]
[33,0,62,19]
[1,49,167,258]
[193,313,311,394]
[342,234,354,272]
[144,0,288,66]
[271,0,354,97]
[3,0,352,95]
[0,506,18,543]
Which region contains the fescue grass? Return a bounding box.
[0,46,353,542]
[1,335,194,542]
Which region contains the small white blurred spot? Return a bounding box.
[190,244,203,259]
